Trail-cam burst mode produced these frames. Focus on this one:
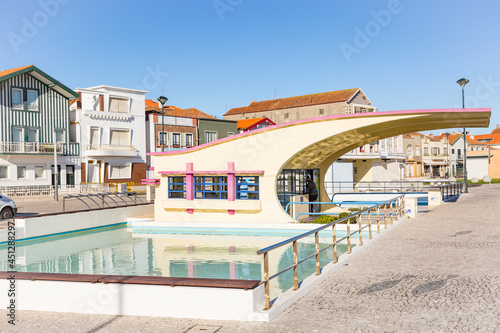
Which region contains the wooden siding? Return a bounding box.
[0,72,72,145]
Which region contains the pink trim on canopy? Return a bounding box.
[148,108,490,156]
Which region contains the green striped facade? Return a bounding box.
[0,72,79,155]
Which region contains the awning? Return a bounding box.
[423,161,447,166]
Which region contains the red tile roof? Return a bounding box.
[224,88,360,116]
[168,108,215,119]
[237,117,275,130]
[0,65,33,79]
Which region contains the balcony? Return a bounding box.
[85,144,137,157]
[0,141,79,155]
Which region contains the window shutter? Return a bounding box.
[99,95,104,111]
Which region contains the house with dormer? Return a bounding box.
[0,65,80,187]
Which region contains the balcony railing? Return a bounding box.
[0,141,63,154]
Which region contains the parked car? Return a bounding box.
[0,194,17,219]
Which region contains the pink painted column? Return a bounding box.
[227,162,235,215]
[186,163,194,214]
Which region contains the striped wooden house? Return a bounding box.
[0,65,80,187]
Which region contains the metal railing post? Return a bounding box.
[315,232,320,275]
[368,209,372,239]
[390,201,394,225]
[263,252,270,310]
[293,240,299,290]
[358,213,363,246]
[347,217,351,254]
[332,224,337,263]
[377,206,381,234]
[395,198,399,221]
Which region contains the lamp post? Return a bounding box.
[456,78,469,192]
[157,96,168,152]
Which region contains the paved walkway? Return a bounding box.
[1,185,500,332]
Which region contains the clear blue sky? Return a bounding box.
[1,0,499,134]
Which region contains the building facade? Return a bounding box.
[224,88,404,183]
[0,65,80,187]
[145,100,237,176]
[71,85,147,184]
[403,133,424,178]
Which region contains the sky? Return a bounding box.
[1,0,499,134]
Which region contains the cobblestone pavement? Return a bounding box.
[1,185,500,332]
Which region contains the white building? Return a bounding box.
[70,86,147,184]
[339,136,405,182]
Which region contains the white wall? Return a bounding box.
[73,86,148,177]
[467,156,489,179]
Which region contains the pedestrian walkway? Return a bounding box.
[1,185,499,332]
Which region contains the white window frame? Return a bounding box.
[27,89,39,111]
[159,131,169,146]
[172,132,181,146]
[12,88,23,110]
[109,96,130,114]
[17,166,27,179]
[108,163,132,180]
[55,129,65,143]
[90,127,101,148]
[185,133,194,146]
[227,132,234,136]
[110,128,130,146]
[205,131,218,143]
[0,166,8,180]
[35,165,44,179]
[12,127,24,142]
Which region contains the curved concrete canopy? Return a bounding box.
[151,108,490,223]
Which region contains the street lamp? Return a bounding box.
[157,96,168,152]
[456,78,469,192]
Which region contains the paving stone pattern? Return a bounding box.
[1,185,500,332]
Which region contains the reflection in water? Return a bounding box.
[0,227,350,296]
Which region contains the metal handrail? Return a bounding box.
[284,201,386,215]
[257,194,405,310]
[62,191,143,212]
[439,181,465,201]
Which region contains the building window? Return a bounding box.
[55,129,65,143]
[451,149,455,154]
[110,129,129,146]
[109,164,131,179]
[431,147,439,155]
[284,112,289,119]
[17,166,27,179]
[172,133,181,146]
[319,108,324,115]
[27,90,38,111]
[159,132,169,146]
[236,176,259,200]
[406,145,413,159]
[0,166,7,179]
[227,132,234,136]
[443,147,448,155]
[415,146,420,156]
[424,147,429,155]
[109,97,129,113]
[195,176,227,199]
[35,166,44,179]
[205,131,218,143]
[457,149,462,157]
[12,88,23,109]
[185,133,193,146]
[90,127,100,148]
[168,176,186,198]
